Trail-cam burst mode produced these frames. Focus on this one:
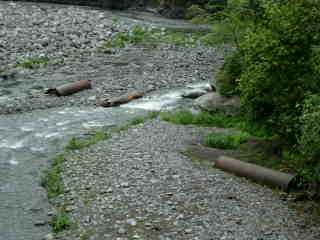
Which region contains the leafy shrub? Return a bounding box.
[185,4,207,19]
[297,95,320,182]
[216,50,243,96]
[238,0,320,143]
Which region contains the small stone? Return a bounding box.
[120,182,129,188]
[34,220,47,226]
[185,229,192,234]
[88,95,96,101]
[126,218,137,226]
[118,227,127,234]
[43,233,54,240]
[65,206,73,212]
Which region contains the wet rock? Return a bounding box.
[182,89,207,99]
[34,220,47,226]
[0,69,18,80]
[195,92,241,115]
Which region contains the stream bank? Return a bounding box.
[1,1,320,240]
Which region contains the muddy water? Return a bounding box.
[0,82,209,240]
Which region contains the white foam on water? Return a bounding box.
[35,132,46,138]
[186,82,211,90]
[123,91,182,111]
[1,140,25,149]
[9,159,18,165]
[56,120,71,126]
[30,146,45,152]
[44,132,60,139]
[20,126,34,132]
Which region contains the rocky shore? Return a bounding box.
[0,1,219,115]
[54,120,320,240]
[1,1,320,240]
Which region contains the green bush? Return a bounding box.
[238,0,320,143]
[298,95,320,182]
[185,4,207,19]
[216,50,243,96]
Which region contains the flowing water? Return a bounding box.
[0,82,209,240]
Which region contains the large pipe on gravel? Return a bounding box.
[215,156,296,192]
[187,145,296,192]
[45,80,92,96]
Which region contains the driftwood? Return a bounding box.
[99,91,144,107]
[45,80,91,96]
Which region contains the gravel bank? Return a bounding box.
[0,1,220,115]
[55,119,320,240]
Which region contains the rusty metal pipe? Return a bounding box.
[215,156,295,192]
[99,91,144,107]
[187,145,296,192]
[46,80,91,96]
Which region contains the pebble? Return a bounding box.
[126,218,137,226]
[43,233,54,240]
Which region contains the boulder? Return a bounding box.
[195,92,240,115]
[182,89,207,99]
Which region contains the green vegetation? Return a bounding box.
[204,131,251,149]
[65,131,109,151]
[113,112,159,132]
[41,154,65,199]
[50,207,71,233]
[103,25,205,49]
[296,95,320,185]
[216,50,243,96]
[197,0,320,188]
[18,57,49,69]
[161,110,270,138]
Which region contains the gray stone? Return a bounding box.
[195,92,241,115]
[182,89,207,99]
[43,233,54,240]
[126,218,137,226]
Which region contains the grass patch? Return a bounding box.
[65,131,109,151]
[18,57,49,69]
[161,110,270,138]
[113,112,159,133]
[41,154,65,199]
[50,207,71,233]
[103,25,207,49]
[204,131,251,149]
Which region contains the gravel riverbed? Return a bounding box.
[1,1,320,240]
[0,1,220,115]
[55,120,320,240]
